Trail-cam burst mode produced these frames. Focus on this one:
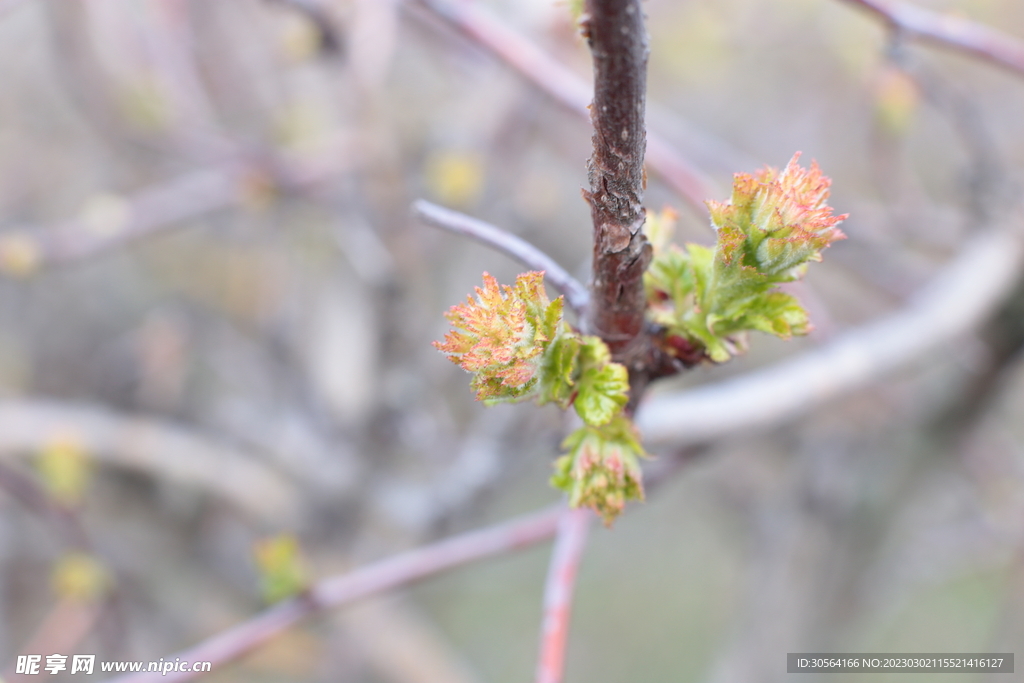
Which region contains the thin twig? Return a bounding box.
[0,460,91,550]
[408,0,714,213]
[103,505,563,683]
[100,462,712,683]
[534,506,591,683]
[0,453,130,679]
[0,136,356,274]
[139,1,235,160]
[413,199,589,317]
[842,0,1024,77]
[637,224,1024,447]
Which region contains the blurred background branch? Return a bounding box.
[406,0,718,214]
[0,399,300,523]
[104,505,562,683]
[841,0,1024,76]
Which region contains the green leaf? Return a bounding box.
[539,296,566,342]
[537,334,581,409]
[574,337,629,427]
[436,272,576,406]
[475,374,539,406]
[645,245,695,305]
[738,291,811,339]
[552,415,646,525]
[644,154,846,364]
[438,272,649,521]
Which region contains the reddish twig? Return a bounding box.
[842,0,1024,77]
[102,505,562,683]
[413,199,590,317]
[534,506,591,683]
[408,0,713,213]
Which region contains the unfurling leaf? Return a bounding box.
[537,333,581,410]
[646,153,846,362]
[552,416,646,525]
[438,272,646,518]
[436,155,846,524]
[706,152,847,278]
[434,271,559,403]
[573,336,629,427]
[644,206,679,254]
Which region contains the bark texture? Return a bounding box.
[582,0,653,369]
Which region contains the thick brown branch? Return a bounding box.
[842,0,1024,77]
[408,0,714,213]
[582,0,652,367]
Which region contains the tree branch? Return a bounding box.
[0,136,356,274]
[581,0,652,370]
[413,199,589,317]
[103,505,563,683]
[0,459,92,550]
[637,224,1024,447]
[0,399,300,524]
[408,0,715,213]
[534,506,591,683]
[97,448,716,683]
[841,0,1024,77]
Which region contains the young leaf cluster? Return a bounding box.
[436,155,846,524]
[552,415,645,524]
[435,271,644,523]
[645,153,847,362]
